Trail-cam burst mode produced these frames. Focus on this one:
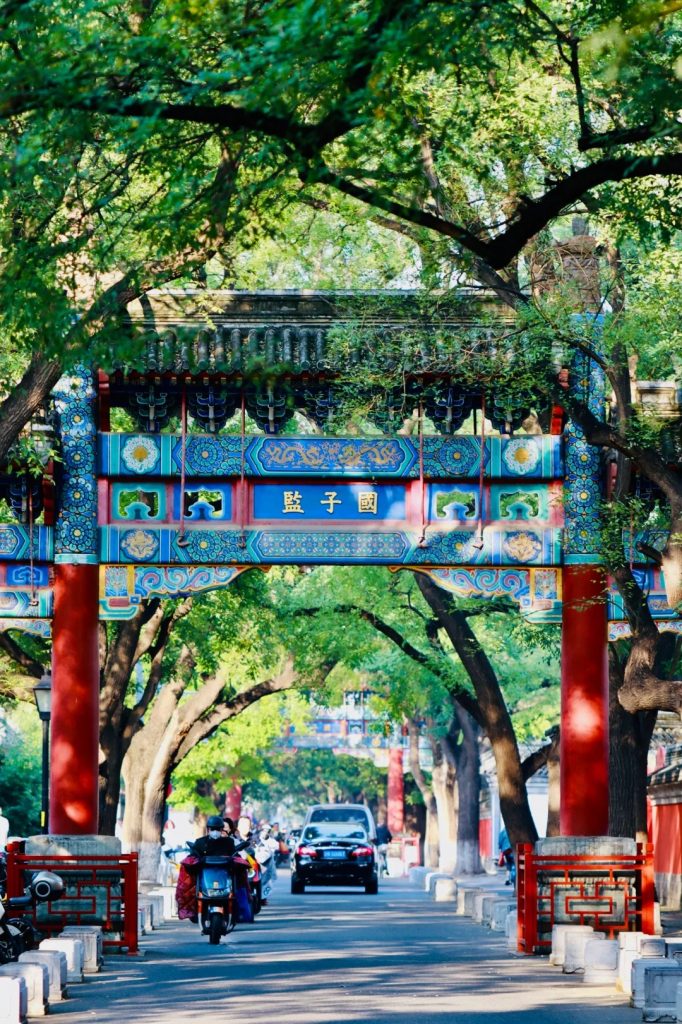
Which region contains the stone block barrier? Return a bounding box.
[433,877,457,902]
[641,963,682,1021]
[61,925,103,972]
[18,951,65,1003]
[0,962,48,1018]
[490,899,516,932]
[583,938,619,985]
[0,975,27,1024]
[408,867,430,889]
[563,930,604,975]
[632,958,677,1009]
[39,937,84,983]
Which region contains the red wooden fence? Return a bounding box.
[5,845,139,954]
[516,842,655,955]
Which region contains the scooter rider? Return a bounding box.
[194,816,235,857]
[175,817,238,924]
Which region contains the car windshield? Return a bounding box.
[309,808,370,826]
[303,824,368,842]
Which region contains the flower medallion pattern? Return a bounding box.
[564,330,605,564]
[501,438,541,476]
[121,436,161,475]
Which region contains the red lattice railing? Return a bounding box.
[516,843,655,955]
[5,845,139,954]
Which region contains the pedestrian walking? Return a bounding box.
[0,806,9,850]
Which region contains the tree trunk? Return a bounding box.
[98,730,125,836]
[546,735,561,837]
[452,707,482,875]
[609,646,657,840]
[407,718,439,868]
[423,796,440,869]
[0,354,63,465]
[139,770,170,883]
[430,740,457,873]
[416,574,538,846]
[120,756,145,852]
[121,661,299,872]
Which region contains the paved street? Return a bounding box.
[51,877,639,1024]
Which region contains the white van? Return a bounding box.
[302,804,376,843]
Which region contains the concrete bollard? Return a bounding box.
[138,899,154,933]
[550,925,593,968]
[481,894,502,925]
[473,891,489,923]
[505,910,518,953]
[642,936,666,958]
[408,867,429,888]
[583,937,618,985]
[144,893,165,927]
[0,962,48,1017]
[18,950,65,1002]
[618,932,645,995]
[490,899,516,932]
[463,888,480,917]
[642,963,682,1021]
[667,939,682,960]
[632,959,678,1009]
[676,980,682,1022]
[61,925,103,972]
[148,885,176,920]
[0,975,27,1024]
[563,930,604,974]
[427,873,450,896]
[433,877,457,902]
[39,937,84,983]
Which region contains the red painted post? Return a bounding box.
[225,784,243,821]
[639,842,656,935]
[123,854,139,954]
[50,563,100,834]
[560,564,609,836]
[387,748,405,835]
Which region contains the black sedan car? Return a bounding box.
[291,823,378,894]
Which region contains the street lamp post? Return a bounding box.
[32,673,52,835]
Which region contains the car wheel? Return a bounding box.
[291,875,305,894]
[365,876,379,895]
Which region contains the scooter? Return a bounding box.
[190,839,250,945]
[0,869,65,963]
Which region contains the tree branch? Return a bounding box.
[0,631,44,678]
[173,659,298,765]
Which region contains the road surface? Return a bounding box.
[51,876,639,1023]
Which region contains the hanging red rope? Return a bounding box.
[28,481,37,606]
[473,393,486,550]
[177,384,189,547]
[417,401,428,547]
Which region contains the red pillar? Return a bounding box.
[560,564,609,836]
[50,563,100,834]
[225,784,243,821]
[387,748,405,835]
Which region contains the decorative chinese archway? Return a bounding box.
[0,290,675,839]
